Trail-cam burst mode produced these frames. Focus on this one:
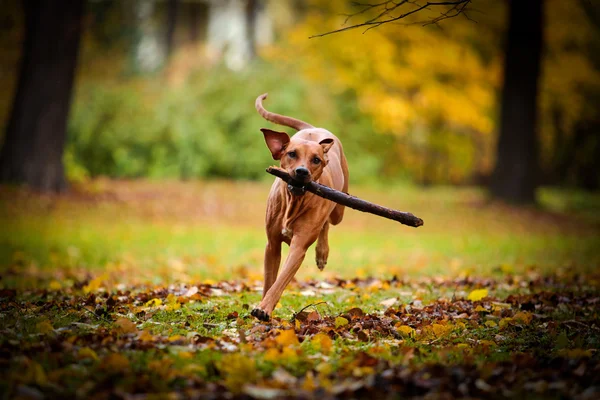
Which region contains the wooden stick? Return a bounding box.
[266,166,424,228]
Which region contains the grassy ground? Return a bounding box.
[0,180,599,398]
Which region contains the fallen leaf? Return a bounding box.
[77,347,98,361]
[335,317,349,328]
[145,298,162,307]
[514,311,533,324]
[311,333,333,353]
[36,320,54,334]
[275,329,299,347]
[114,318,137,334]
[184,286,199,297]
[83,274,108,294]
[380,298,397,308]
[396,325,415,338]
[468,289,488,301]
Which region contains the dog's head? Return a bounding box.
[261,128,333,184]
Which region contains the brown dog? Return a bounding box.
[251,93,349,321]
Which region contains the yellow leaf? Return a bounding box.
[77,347,98,361]
[36,320,54,334]
[138,330,155,342]
[166,302,181,311]
[263,348,280,363]
[311,333,333,353]
[514,311,533,324]
[499,317,514,329]
[431,323,453,338]
[467,289,488,301]
[485,320,498,328]
[114,318,137,334]
[275,329,299,347]
[83,274,108,294]
[302,372,317,391]
[23,361,47,385]
[101,353,130,372]
[397,325,415,338]
[168,334,185,343]
[145,298,162,307]
[479,340,496,347]
[474,305,488,312]
[49,280,62,290]
[335,317,349,328]
[218,353,258,392]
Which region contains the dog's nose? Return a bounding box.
[295,167,309,177]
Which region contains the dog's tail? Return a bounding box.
[255,93,313,131]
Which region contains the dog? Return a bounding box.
[251,93,349,321]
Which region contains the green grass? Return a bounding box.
[1,179,598,288]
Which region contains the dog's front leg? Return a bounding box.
[252,235,314,321]
[263,239,282,299]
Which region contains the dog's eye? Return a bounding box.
[288,151,296,158]
[312,157,321,165]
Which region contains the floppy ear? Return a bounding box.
[319,138,334,154]
[261,128,290,160]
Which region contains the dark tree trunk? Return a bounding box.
[0,0,85,192]
[490,0,544,204]
[166,0,179,57]
[189,1,201,43]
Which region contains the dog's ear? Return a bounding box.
[261,128,290,160]
[319,138,334,154]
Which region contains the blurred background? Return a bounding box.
[0,0,599,286]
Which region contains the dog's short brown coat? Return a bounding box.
[251,93,349,321]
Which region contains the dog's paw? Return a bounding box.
[251,308,271,322]
[316,258,327,271]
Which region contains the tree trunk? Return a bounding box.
[0,0,85,192]
[166,0,179,57]
[490,0,544,204]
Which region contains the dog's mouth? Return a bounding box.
[287,184,306,196]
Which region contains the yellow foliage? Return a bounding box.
[219,353,258,392]
[275,329,300,347]
[48,280,62,290]
[83,273,108,293]
[77,347,99,361]
[335,317,349,328]
[468,289,489,301]
[485,320,498,328]
[36,320,54,335]
[145,298,162,307]
[514,312,533,325]
[396,325,416,338]
[499,317,514,329]
[431,323,454,338]
[311,333,333,354]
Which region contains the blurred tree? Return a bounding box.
[490,0,543,204]
[0,0,85,192]
[166,0,179,57]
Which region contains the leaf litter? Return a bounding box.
[1,273,599,399]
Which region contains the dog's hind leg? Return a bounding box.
[315,222,329,271]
